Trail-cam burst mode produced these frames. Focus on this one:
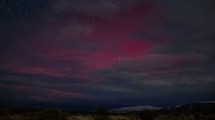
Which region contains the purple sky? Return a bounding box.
[0,0,215,109]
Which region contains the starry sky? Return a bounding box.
[0,0,215,109]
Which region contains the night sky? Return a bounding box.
[0,0,215,109]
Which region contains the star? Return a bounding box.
[118,57,121,61]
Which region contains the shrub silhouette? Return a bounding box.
[94,108,109,120]
[0,108,10,116]
[138,110,155,120]
[37,108,66,120]
[193,112,204,120]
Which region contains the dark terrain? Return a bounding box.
[0,103,215,120]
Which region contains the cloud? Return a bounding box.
[50,0,120,17]
[0,70,94,103]
[50,0,146,17]
[59,24,93,39]
[152,0,215,57]
[93,52,215,94]
[165,0,215,27]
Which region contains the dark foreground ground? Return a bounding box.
[0,103,215,120]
